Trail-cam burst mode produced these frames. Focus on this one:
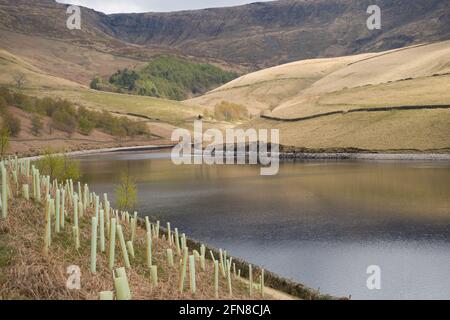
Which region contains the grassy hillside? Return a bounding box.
[0,49,202,126]
[190,41,450,118]
[96,56,238,101]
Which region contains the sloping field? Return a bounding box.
[189,41,450,119]
[242,109,450,152]
[0,48,201,125]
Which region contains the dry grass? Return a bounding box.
[241,109,450,151]
[0,170,271,300]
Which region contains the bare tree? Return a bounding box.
[13,73,26,89]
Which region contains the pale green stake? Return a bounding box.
[156,220,160,238]
[114,268,132,300]
[249,264,253,297]
[189,255,196,294]
[126,241,135,259]
[260,269,265,297]
[61,189,65,229]
[1,165,8,219]
[131,212,137,242]
[167,222,172,246]
[90,217,98,274]
[109,218,117,270]
[214,260,219,299]
[227,260,232,297]
[55,189,60,233]
[73,226,80,250]
[117,224,130,268]
[99,291,114,300]
[179,247,188,293]
[145,216,151,234]
[166,248,174,267]
[43,199,51,256]
[150,265,158,286]
[219,249,226,277]
[99,209,105,252]
[146,231,152,268]
[174,228,180,255]
[200,255,206,271]
[73,194,79,228]
[95,195,99,220]
[22,184,29,201]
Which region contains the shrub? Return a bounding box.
[115,169,137,211]
[0,96,7,114]
[37,150,81,181]
[214,101,249,121]
[51,108,77,135]
[0,87,13,104]
[3,112,21,137]
[0,127,9,159]
[31,113,43,136]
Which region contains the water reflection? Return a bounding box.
[77,152,450,299]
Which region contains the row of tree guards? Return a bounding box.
[0,156,265,300]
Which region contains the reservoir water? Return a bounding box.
[77,151,450,299]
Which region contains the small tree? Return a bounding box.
[37,150,81,181]
[13,73,26,89]
[0,128,9,159]
[115,168,137,212]
[31,113,43,136]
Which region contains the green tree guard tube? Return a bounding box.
[114,267,132,300]
[214,260,219,299]
[260,269,265,297]
[73,194,79,228]
[99,209,105,253]
[55,189,60,233]
[90,217,98,274]
[61,189,65,229]
[227,260,232,297]
[109,218,117,270]
[166,248,174,267]
[99,291,114,300]
[126,241,135,259]
[73,226,80,250]
[174,228,181,255]
[117,224,131,268]
[189,255,196,294]
[150,265,158,286]
[146,231,152,268]
[179,247,188,293]
[22,184,29,201]
[249,264,253,297]
[1,165,7,219]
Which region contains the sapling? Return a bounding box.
[90,217,98,273]
[117,224,131,268]
[109,218,117,270]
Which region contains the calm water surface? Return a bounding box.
[76,152,450,299]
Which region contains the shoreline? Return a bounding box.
[278,152,450,161]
